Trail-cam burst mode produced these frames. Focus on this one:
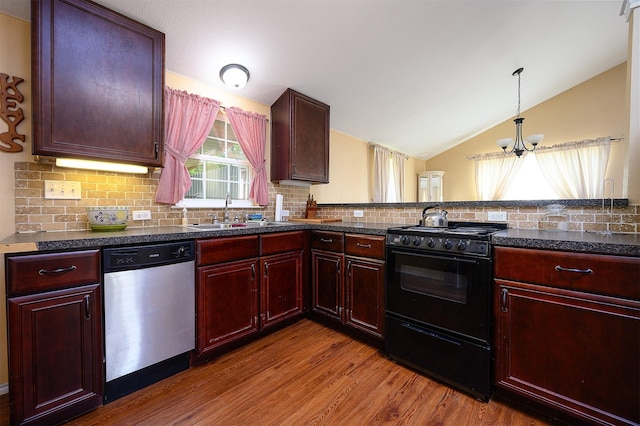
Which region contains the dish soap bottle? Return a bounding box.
[182,207,188,226]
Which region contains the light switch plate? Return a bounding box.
[44,180,81,199]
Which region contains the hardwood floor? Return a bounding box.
[0,319,555,425]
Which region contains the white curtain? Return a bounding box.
[474,153,525,200]
[535,137,611,198]
[372,145,405,202]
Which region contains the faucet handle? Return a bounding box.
[208,213,218,223]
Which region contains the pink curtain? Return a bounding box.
[156,87,220,204]
[226,107,268,206]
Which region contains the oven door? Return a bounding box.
[386,247,492,343]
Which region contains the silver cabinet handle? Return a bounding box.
[555,265,593,274]
[501,288,508,312]
[251,264,256,280]
[38,265,77,275]
[264,262,269,278]
[320,238,333,243]
[84,294,91,320]
[356,243,371,249]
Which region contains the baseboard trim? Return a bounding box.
[0,383,8,395]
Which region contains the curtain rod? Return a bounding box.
[368,142,409,159]
[466,136,624,160]
[219,105,269,122]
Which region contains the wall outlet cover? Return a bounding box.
[488,211,507,221]
[132,210,152,220]
[353,210,364,217]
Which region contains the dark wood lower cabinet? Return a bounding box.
[196,258,260,357]
[261,250,304,329]
[312,249,343,321]
[8,284,103,425]
[345,256,385,339]
[494,279,640,425]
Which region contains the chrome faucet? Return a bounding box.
[224,192,232,222]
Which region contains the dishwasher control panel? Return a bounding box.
[103,241,195,272]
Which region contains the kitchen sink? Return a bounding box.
[187,221,288,231]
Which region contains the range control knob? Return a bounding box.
[412,237,421,246]
[401,235,411,245]
[457,240,467,251]
[427,238,436,248]
[443,239,453,249]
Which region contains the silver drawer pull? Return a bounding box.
[554,265,593,274]
[38,265,77,275]
[356,243,372,249]
[320,238,333,243]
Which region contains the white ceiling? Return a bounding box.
[0,0,628,159]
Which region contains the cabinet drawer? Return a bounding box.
[494,246,640,300]
[260,231,304,256]
[6,250,100,296]
[311,231,344,252]
[197,235,259,266]
[344,234,385,260]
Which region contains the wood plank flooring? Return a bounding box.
[0,319,555,425]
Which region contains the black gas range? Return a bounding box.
[385,221,507,401]
[387,221,507,257]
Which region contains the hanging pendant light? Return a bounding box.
[219,64,250,89]
[496,67,544,157]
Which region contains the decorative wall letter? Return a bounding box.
[0,73,26,152]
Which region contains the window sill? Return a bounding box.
[174,199,260,209]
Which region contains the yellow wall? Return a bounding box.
[311,132,424,203]
[425,63,630,201]
[0,13,34,387]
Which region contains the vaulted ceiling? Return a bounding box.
[0,0,628,159]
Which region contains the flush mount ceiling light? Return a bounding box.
[219,64,250,89]
[496,67,544,157]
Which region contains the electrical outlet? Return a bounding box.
[44,180,81,199]
[353,210,364,217]
[132,210,152,220]
[487,211,507,221]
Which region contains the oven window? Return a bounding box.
[398,258,469,304]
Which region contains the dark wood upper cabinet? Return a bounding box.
[31,0,165,167]
[271,88,330,184]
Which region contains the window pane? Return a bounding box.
[228,141,247,160]
[185,180,203,199]
[202,138,225,157]
[186,158,204,178]
[211,120,225,138]
[226,122,237,142]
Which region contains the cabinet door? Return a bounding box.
[8,284,103,425]
[312,250,343,321]
[345,256,385,339]
[261,250,304,329]
[196,259,259,357]
[291,92,330,182]
[271,89,330,184]
[494,279,640,425]
[32,0,165,167]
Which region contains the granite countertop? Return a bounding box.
[493,228,640,256]
[0,221,398,253]
[1,222,638,256]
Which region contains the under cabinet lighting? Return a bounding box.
[55,158,148,174]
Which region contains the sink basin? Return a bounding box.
[187,221,288,231]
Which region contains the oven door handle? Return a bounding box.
[400,322,461,346]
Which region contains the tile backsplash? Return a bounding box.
[13,161,639,234]
[14,161,309,232]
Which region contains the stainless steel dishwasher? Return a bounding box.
[103,240,195,402]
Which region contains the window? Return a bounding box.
[501,155,559,200]
[176,117,254,208]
